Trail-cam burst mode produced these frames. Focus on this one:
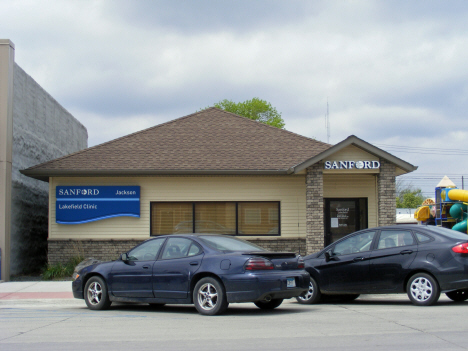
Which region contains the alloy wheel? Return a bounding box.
[87,281,102,306]
[197,282,219,311]
[298,282,314,302]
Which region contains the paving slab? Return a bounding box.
[0,281,73,300]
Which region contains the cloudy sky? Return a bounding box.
[2,0,468,197]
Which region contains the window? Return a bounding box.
[377,230,415,249]
[195,202,236,234]
[127,238,165,261]
[238,202,279,235]
[151,202,280,236]
[151,203,193,235]
[415,232,433,243]
[198,235,267,252]
[332,231,376,256]
[161,237,202,260]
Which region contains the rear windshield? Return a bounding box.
[198,235,267,252]
[423,226,468,241]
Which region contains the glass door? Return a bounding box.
[324,198,368,246]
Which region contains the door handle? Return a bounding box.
[400,250,413,255]
[353,257,364,262]
[190,261,199,266]
[142,265,150,269]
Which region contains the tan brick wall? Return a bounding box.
[378,158,396,226]
[306,163,324,254]
[48,238,306,265]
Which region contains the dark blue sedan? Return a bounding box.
[297,225,468,306]
[72,234,309,315]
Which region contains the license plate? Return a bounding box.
[287,277,296,288]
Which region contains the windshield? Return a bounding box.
[198,235,267,252]
[424,226,468,240]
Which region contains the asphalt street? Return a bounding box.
[0,282,467,351]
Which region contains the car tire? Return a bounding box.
[406,273,440,306]
[193,277,228,316]
[446,290,468,302]
[84,276,112,310]
[296,277,321,304]
[254,298,284,310]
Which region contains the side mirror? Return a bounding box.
[121,253,129,262]
[324,250,334,262]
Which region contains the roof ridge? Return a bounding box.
[213,108,332,147]
[24,107,333,173]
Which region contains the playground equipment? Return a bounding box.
[414,176,468,233]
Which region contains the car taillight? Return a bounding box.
[298,257,305,269]
[452,243,468,254]
[245,257,274,270]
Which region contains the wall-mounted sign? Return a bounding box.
[324,160,380,170]
[56,186,140,224]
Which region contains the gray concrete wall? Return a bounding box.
[11,63,87,275]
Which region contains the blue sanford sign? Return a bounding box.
[56,186,140,224]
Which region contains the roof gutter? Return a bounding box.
[20,168,292,182]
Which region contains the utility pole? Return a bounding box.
[325,98,330,144]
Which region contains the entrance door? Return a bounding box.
[324,198,368,246]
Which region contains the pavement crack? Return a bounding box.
[0,315,74,342]
[0,282,40,300]
[336,304,467,350]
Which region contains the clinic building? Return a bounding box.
[21,108,417,264]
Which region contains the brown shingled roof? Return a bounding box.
[21,108,332,180]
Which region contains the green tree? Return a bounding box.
[396,188,424,208]
[210,98,285,128]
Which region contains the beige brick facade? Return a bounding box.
[378,158,396,226]
[306,163,325,254]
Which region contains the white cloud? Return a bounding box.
[2,0,468,193]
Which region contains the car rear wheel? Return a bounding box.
[193,277,228,316]
[407,273,440,306]
[254,298,283,310]
[446,290,468,302]
[84,276,112,310]
[296,277,321,304]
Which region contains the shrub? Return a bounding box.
[42,256,84,280]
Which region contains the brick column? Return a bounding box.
[378,158,396,226]
[306,163,324,254]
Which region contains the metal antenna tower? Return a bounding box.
[325,98,330,143]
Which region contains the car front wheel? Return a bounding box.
[446,290,468,302]
[84,276,112,310]
[193,277,228,316]
[407,273,440,306]
[296,277,321,304]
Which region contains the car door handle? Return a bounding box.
[190,261,199,266]
[142,265,151,269]
[400,250,413,255]
[353,257,365,262]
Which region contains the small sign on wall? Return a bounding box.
[56,186,140,224]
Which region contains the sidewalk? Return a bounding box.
[0,281,73,300]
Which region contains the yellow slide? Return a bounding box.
[444,189,468,203]
[414,206,431,222]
